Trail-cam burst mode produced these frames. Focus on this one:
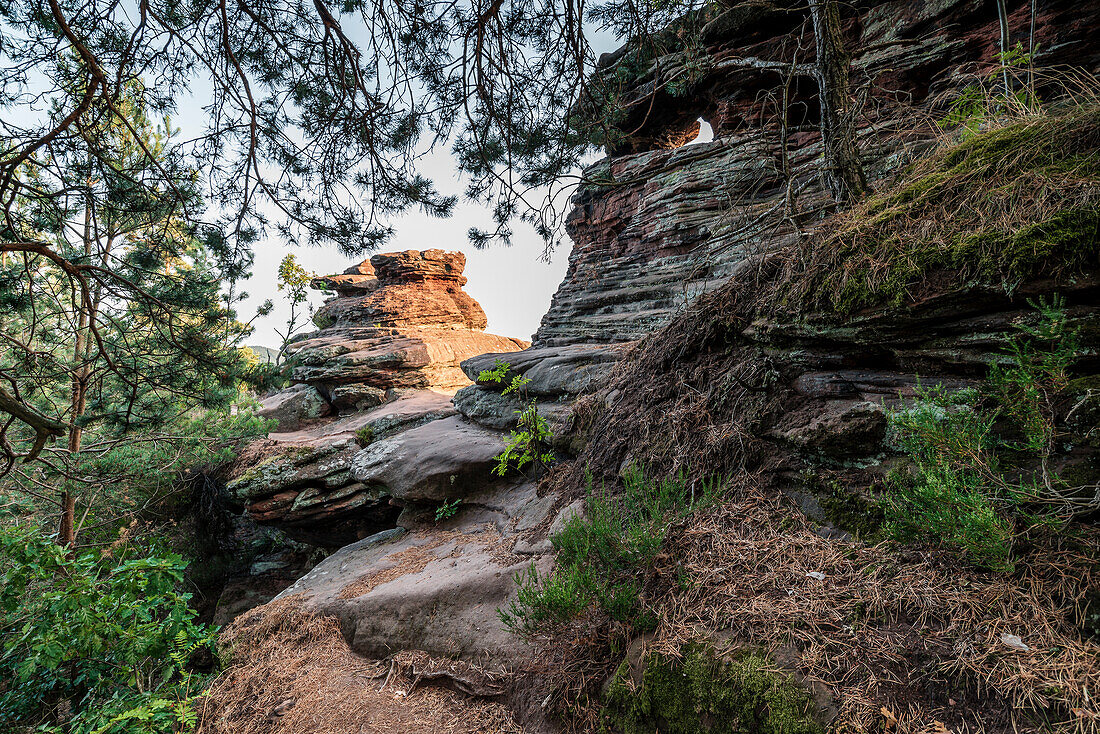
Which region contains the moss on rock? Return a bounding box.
[601,644,824,734]
[817,480,886,541]
[780,105,1100,314]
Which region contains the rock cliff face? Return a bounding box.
[535,0,1100,347]
[211,1,1100,730]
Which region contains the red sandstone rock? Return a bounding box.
[293,249,526,398]
[312,250,487,331]
[233,250,527,544]
[372,249,468,284]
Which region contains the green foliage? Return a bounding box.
[2,406,273,547]
[883,299,1083,572]
[478,359,556,477]
[434,498,461,522]
[500,467,722,636]
[0,525,214,733]
[273,254,316,360]
[941,43,1040,136]
[601,645,823,734]
[355,425,376,448]
[989,296,1078,455]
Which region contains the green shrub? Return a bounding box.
[478,359,555,477]
[0,405,273,549]
[434,498,461,522]
[883,298,1084,571]
[500,467,722,636]
[355,424,375,447]
[0,524,214,733]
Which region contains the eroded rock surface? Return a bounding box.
[276,480,568,666]
[285,249,527,401]
[239,250,527,547]
[534,0,1100,347]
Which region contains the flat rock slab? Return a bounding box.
[289,327,527,393]
[351,415,505,502]
[270,390,456,445]
[462,343,629,397]
[279,522,552,666]
[452,385,572,433]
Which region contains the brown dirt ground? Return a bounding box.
[197,597,525,734]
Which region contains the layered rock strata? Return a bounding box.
[535,0,1100,346]
[272,249,526,419]
[235,250,527,547]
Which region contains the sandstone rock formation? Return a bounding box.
[271,249,527,420]
[215,1,1100,729]
[535,0,1100,347]
[238,250,527,547]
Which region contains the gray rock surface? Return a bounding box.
[256,383,331,432]
[350,415,505,502]
[462,343,628,397]
[277,481,561,666]
[452,385,573,438]
[227,391,458,546]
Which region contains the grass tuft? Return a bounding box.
[779,105,1100,313]
[499,467,723,636]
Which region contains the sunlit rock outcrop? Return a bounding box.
[235,250,527,546]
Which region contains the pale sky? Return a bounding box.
[4,17,716,347]
[243,118,711,348]
[241,148,572,347]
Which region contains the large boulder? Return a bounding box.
[255,383,330,432]
[275,479,571,666]
[289,327,526,395]
[350,415,505,503]
[227,391,458,546]
[285,249,527,401]
[312,249,486,331]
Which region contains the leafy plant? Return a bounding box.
[941,43,1041,137]
[478,359,556,477]
[500,467,723,636]
[355,425,375,448]
[883,298,1085,571]
[0,524,215,733]
[2,406,273,550]
[434,498,461,522]
[273,253,316,361]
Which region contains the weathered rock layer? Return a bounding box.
[238,250,527,547]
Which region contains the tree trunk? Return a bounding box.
[60,181,95,548]
[808,0,869,203]
[995,0,1012,94]
[59,491,76,547]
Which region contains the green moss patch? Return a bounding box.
[601,644,825,734]
[816,479,885,542]
[780,106,1100,314]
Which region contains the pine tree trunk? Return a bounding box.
[59,491,75,548]
[808,0,869,203]
[60,183,94,548]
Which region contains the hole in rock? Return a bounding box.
[685,117,714,146]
